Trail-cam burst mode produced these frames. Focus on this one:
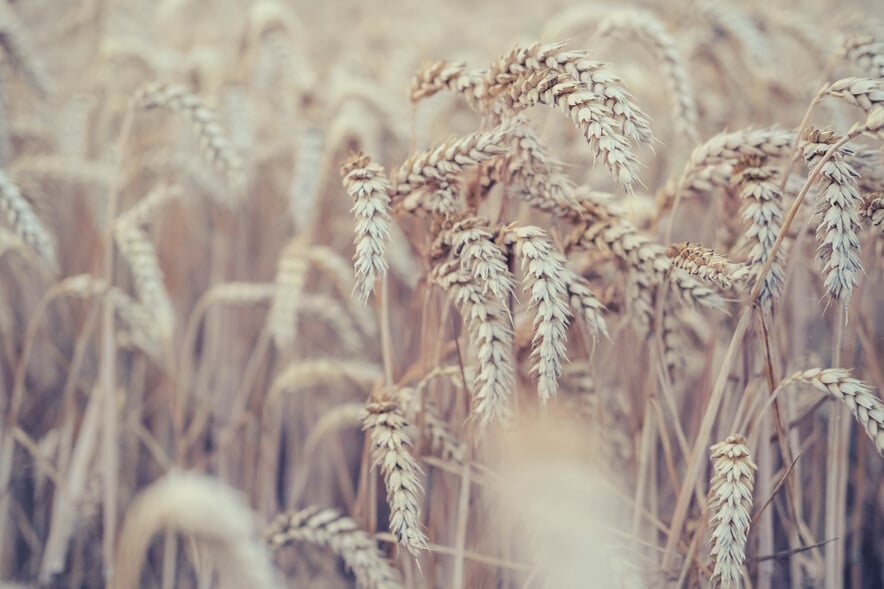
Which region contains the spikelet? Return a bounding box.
[0,170,57,269]
[342,153,393,304]
[825,77,884,115]
[801,128,863,311]
[431,260,515,426]
[499,225,571,402]
[708,434,756,589]
[361,396,428,556]
[860,193,883,232]
[781,369,883,455]
[133,82,246,198]
[265,506,402,589]
[731,155,785,308]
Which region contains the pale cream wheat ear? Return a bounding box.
[342,152,393,304]
[113,471,281,589]
[133,82,246,199]
[0,170,57,270]
[801,128,863,312]
[780,369,883,455]
[361,395,429,556]
[708,434,757,589]
[499,225,571,402]
[430,259,515,426]
[266,506,402,589]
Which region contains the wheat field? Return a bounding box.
[0,0,882,587]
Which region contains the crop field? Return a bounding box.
[0,0,882,587]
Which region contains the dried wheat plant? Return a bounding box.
[0,0,882,588]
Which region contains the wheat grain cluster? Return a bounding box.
[0,0,882,588]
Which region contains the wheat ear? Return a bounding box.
[266,506,402,589]
[0,170,57,269]
[708,434,756,589]
[134,82,246,197]
[801,128,863,310]
[490,41,653,145]
[361,396,429,556]
[0,2,51,96]
[342,152,393,303]
[390,123,514,197]
[267,237,309,349]
[664,128,793,206]
[114,220,175,341]
[731,155,785,309]
[781,369,883,455]
[432,215,514,301]
[500,225,571,402]
[500,71,640,192]
[665,243,749,289]
[431,260,515,426]
[842,34,884,79]
[114,472,280,589]
[595,9,698,142]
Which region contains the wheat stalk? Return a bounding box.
[361,396,429,556]
[265,506,402,589]
[500,71,640,192]
[708,434,757,589]
[781,369,883,455]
